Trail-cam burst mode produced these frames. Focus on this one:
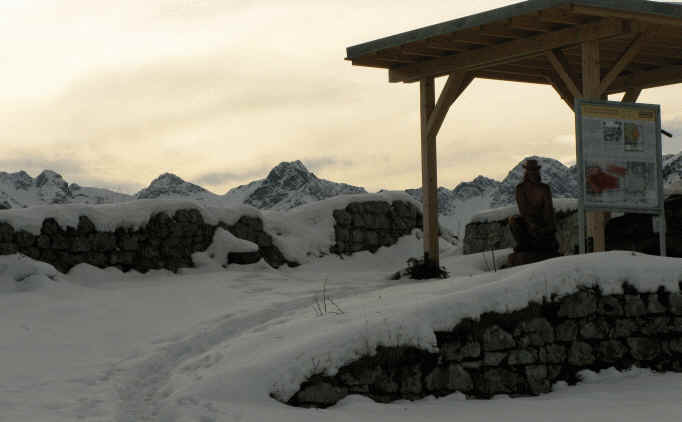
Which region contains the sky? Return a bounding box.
[0,0,681,194]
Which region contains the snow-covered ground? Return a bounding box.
[1,232,681,421]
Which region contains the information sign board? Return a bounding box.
[575,99,665,255]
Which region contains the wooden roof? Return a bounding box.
[346,0,682,91]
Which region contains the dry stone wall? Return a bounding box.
[289,283,682,408]
[463,195,682,257]
[331,200,423,255]
[0,209,292,273]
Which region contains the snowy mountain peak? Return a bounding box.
[136,173,209,200]
[453,175,501,201]
[35,170,68,191]
[0,171,33,191]
[241,161,366,210]
[264,160,316,187]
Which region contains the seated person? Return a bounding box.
[508,159,559,254]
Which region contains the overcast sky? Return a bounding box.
[1,0,680,194]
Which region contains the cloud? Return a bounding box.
[192,167,269,187]
[303,157,354,173]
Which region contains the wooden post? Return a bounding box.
[420,77,439,270]
[581,39,608,252]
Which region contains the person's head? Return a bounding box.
[523,159,542,183]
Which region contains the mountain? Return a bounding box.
[0,170,132,209]
[224,160,366,210]
[136,173,217,201]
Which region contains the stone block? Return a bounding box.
[351,213,366,228]
[624,295,647,317]
[598,296,624,317]
[568,342,595,366]
[484,352,507,366]
[351,229,365,243]
[41,218,61,235]
[646,294,667,314]
[597,340,628,362]
[580,319,611,340]
[441,340,481,361]
[0,243,18,255]
[365,231,379,247]
[508,349,537,365]
[525,365,550,395]
[627,337,660,361]
[399,365,422,395]
[557,291,598,319]
[543,344,567,364]
[612,319,639,338]
[36,235,51,249]
[640,316,672,336]
[670,294,682,316]
[482,325,516,351]
[15,231,35,247]
[228,251,261,265]
[669,338,682,354]
[51,234,70,250]
[480,368,524,396]
[556,320,578,342]
[515,318,554,346]
[120,235,140,252]
[0,223,14,242]
[295,382,347,407]
[77,216,96,234]
[335,227,350,243]
[332,210,352,227]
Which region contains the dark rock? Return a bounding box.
[334,227,350,243]
[441,340,481,361]
[15,231,35,247]
[557,291,598,319]
[295,381,347,407]
[425,364,474,393]
[640,316,672,336]
[580,319,611,340]
[482,325,516,351]
[612,319,639,338]
[484,352,507,366]
[41,218,61,235]
[669,338,682,354]
[36,235,51,249]
[0,243,18,254]
[525,365,550,395]
[399,365,423,396]
[51,234,70,250]
[598,296,624,317]
[77,216,96,235]
[556,321,578,342]
[228,251,261,265]
[508,349,537,365]
[568,342,595,366]
[480,368,525,396]
[624,295,647,317]
[646,294,667,314]
[332,210,352,227]
[597,340,628,362]
[515,318,554,346]
[670,294,682,316]
[627,337,660,361]
[93,232,117,252]
[0,223,14,242]
[543,344,567,364]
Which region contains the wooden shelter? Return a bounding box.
[345,0,682,271]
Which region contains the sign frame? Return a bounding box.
[575,99,666,256]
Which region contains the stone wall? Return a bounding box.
[463,210,578,256]
[331,200,422,255]
[463,195,682,257]
[0,209,293,273]
[289,283,682,408]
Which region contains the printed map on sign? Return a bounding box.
[580,103,661,210]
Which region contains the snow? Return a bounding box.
[470,198,578,224]
[1,198,681,421]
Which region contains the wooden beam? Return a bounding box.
[545,49,582,98]
[599,32,646,94]
[509,15,557,33]
[622,88,642,103]
[474,70,550,85]
[582,39,602,98]
[420,78,439,270]
[546,73,576,111]
[389,18,628,83]
[426,73,473,138]
[605,64,682,93]
[572,5,682,27]
[581,38,608,253]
